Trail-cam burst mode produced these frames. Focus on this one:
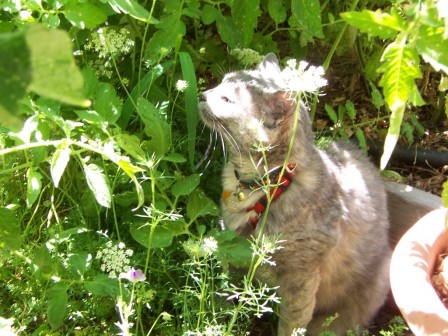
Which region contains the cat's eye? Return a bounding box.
[221,96,234,104]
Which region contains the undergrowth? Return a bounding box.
[0,0,447,335]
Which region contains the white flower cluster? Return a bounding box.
[182,237,218,259]
[85,27,135,59]
[291,328,307,336]
[281,58,327,94]
[175,80,189,92]
[96,241,134,278]
[183,322,227,336]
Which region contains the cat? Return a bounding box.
[198,53,391,336]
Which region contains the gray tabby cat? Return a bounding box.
[198,54,391,335]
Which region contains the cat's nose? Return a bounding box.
[200,92,207,102]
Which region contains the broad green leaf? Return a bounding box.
[136,98,170,156]
[145,15,186,60]
[26,169,42,208]
[187,190,219,220]
[201,4,219,24]
[0,29,31,119]
[130,222,174,248]
[93,83,122,124]
[415,25,448,75]
[268,0,287,24]
[116,133,146,160]
[107,0,158,22]
[212,229,252,268]
[231,0,261,47]
[324,104,338,124]
[291,0,323,39]
[216,14,238,49]
[82,163,112,208]
[162,152,187,163]
[25,23,90,107]
[179,52,198,171]
[51,146,71,188]
[341,9,405,39]
[0,207,22,251]
[47,283,68,328]
[64,3,107,29]
[33,245,54,274]
[172,174,201,197]
[75,110,106,124]
[84,274,119,297]
[67,253,92,279]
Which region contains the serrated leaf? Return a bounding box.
[415,25,448,75]
[291,0,323,39]
[201,4,219,24]
[83,163,112,208]
[216,14,238,49]
[84,274,119,297]
[64,3,107,29]
[26,169,42,208]
[51,146,71,188]
[26,23,89,107]
[93,83,122,124]
[378,42,422,111]
[187,190,219,220]
[172,174,201,197]
[107,0,158,23]
[231,0,261,47]
[47,283,68,328]
[268,0,287,24]
[341,9,404,39]
[0,207,22,251]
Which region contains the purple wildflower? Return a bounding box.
[119,267,146,283]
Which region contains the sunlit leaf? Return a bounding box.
[82,163,112,208]
[291,0,323,39]
[26,169,42,208]
[107,0,158,23]
[51,146,71,188]
[187,190,219,220]
[415,25,448,75]
[172,174,200,197]
[0,207,22,251]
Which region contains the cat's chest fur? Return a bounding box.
[198,53,391,335]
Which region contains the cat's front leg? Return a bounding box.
[277,269,321,336]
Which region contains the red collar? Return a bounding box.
[230,163,297,229]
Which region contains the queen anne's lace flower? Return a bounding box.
[96,241,133,278]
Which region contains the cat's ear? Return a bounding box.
[258,53,281,76]
[266,91,296,127]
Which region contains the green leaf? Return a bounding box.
[341,9,405,39]
[268,0,287,24]
[51,146,71,188]
[33,245,54,274]
[324,104,338,124]
[442,180,448,208]
[345,100,356,120]
[355,129,368,153]
[130,221,183,248]
[162,152,187,163]
[187,190,219,220]
[84,274,119,297]
[25,23,90,107]
[82,163,112,208]
[47,283,68,328]
[291,0,323,39]
[136,98,170,156]
[0,29,31,118]
[378,42,424,168]
[172,174,201,197]
[93,83,122,124]
[179,52,198,171]
[145,15,186,60]
[212,229,252,268]
[64,3,107,29]
[116,158,144,209]
[231,0,261,47]
[116,133,146,160]
[118,60,174,128]
[216,14,238,49]
[415,25,448,75]
[107,0,158,22]
[67,253,91,279]
[201,4,219,24]
[0,207,22,251]
[26,168,42,208]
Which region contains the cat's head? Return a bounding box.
[199,53,313,167]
